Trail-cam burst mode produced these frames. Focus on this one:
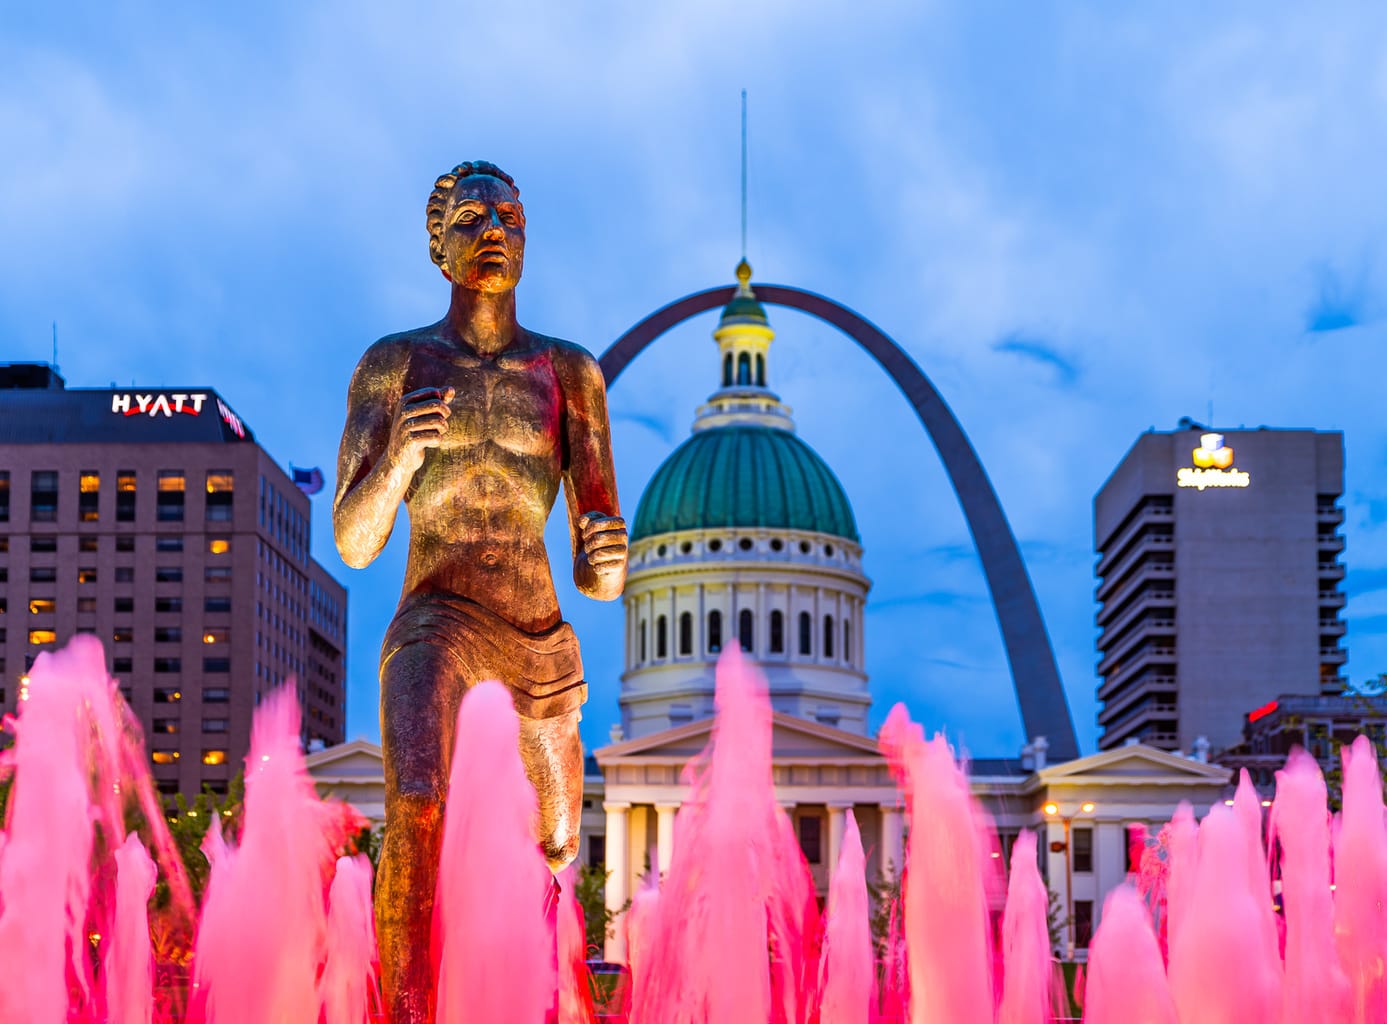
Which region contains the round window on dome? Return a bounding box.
[799,541,811,554]
[770,538,784,552]
[825,544,835,557]
[708,539,723,552]
[657,544,668,557]
[680,541,693,554]
[738,538,754,552]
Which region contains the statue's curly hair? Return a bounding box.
[426,161,521,268]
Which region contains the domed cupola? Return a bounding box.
[619,264,872,741]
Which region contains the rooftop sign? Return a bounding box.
[1177,433,1250,490]
[111,392,209,417]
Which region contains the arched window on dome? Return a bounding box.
[707,609,722,653]
[844,619,852,664]
[639,620,647,663]
[823,614,835,659]
[656,615,668,659]
[723,352,733,388]
[770,609,784,653]
[739,608,754,652]
[798,611,812,656]
[737,352,751,386]
[755,353,765,387]
[678,611,693,656]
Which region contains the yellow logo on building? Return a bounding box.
[1191,433,1234,469]
[1178,433,1249,489]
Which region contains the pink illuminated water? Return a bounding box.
[434,680,554,1023]
[819,811,872,1023]
[5,637,1387,1023]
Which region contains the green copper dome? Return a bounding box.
[632,425,859,542]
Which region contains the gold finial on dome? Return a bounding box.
[735,259,753,295]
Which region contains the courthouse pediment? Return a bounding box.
[1036,744,1231,786]
[305,738,385,780]
[597,712,883,766]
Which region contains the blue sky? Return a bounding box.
[4,2,1386,756]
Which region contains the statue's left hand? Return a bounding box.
[576,512,628,599]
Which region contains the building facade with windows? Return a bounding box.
[0,362,346,799]
[1094,424,1346,754]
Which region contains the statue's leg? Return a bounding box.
[518,709,585,871]
[377,642,464,1024]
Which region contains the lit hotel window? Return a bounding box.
[157,471,185,522]
[203,628,229,645]
[78,567,97,584]
[79,471,100,522]
[29,598,55,615]
[151,750,180,765]
[28,629,57,645]
[208,538,231,555]
[116,470,136,521]
[202,749,228,766]
[206,471,234,522]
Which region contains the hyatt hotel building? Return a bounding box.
[1094,424,1346,754]
[0,363,346,799]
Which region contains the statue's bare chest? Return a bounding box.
[405,345,563,457]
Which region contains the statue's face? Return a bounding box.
[440,175,526,292]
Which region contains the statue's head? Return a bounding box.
[426,161,525,292]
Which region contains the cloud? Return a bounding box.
[1305,263,1373,334]
[991,334,1081,387]
[611,410,677,445]
[869,590,986,611]
[1347,567,1387,597]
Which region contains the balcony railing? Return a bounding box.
[1096,560,1175,604]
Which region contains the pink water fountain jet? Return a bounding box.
[3,637,1387,1024]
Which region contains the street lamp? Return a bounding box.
[1044,800,1096,960]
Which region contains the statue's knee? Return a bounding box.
[544,826,581,870]
[390,783,446,835]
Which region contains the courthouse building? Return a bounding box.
[1094,424,1346,754]
[0,362,347,799]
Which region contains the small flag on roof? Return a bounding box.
[291,466,325,496]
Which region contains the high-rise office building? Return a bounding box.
[0,363,346,799]
[1094,423,1346,753]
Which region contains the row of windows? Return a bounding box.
[148,686,229,703]
[636,609,852,664]
[152,749,229,767]
[1,596,231,618]
[260,475,308,565]
[16,614,229,644]
[7,595,219,616]
[648,537,843,559]
[152,717,229,733]
[0,535,231,555]
[0,470,234,524]
[722,350,767,388]
[14,564,232,584]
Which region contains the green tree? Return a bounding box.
[866,868,901,959]
[574,862,629,959]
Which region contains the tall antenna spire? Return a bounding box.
[740,88,748,262]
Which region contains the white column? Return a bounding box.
[879,803,905,880]
[756,581,766,656]
[827,802,851,872]
[655,802,679,876]
[603,801,630,962]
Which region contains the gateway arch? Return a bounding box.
[600,282,1080,761]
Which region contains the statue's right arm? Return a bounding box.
[332,342,413,569]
